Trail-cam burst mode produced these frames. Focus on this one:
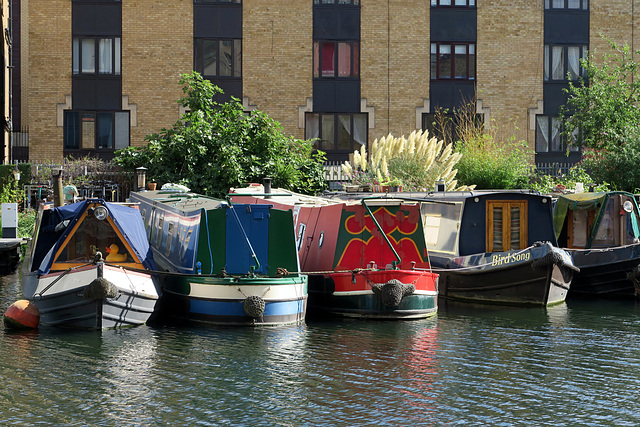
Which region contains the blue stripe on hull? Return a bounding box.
[190,298,306,317]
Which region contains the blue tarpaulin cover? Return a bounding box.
[33,200,156,275]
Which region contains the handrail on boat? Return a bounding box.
[226,202,261,273]
[360,197,402,268]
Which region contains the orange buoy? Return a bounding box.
[3,300,40,330]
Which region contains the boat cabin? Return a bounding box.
[416,190,557,258]
[30,200,150,274]
[554,192,640,249]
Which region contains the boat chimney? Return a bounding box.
[263,177,272,199]
[53,168,64,207]
[436,179,446,192]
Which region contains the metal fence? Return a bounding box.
[323,160,578,190]
[11,126,29,163]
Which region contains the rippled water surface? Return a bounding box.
[2,268,640,426]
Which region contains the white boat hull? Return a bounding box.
[23,264,159,329]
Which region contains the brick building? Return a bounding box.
[12,0,640,167]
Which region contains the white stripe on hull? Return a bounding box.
[186,281,307,300]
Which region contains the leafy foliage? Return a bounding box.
[114,72,327,197]
[560,38,640,191]
[561,38,640,152]
[529,164,610,194]
[439,102,534,190]
[456,134,533,190]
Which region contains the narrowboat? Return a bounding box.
[329,190,578,306]
[230,185,439,319]
[21,200,159,329]
[130,188,307,326]
[553,191,640,298]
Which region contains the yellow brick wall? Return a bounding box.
[591,1,636,65]
[385,1,430,141]
[477,0,543,156]
[122,0,192,147]
[243,0,312,140]
[26,0,71,161]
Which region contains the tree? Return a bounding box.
[561,38,640,151]
[114,72,327,197]
[560,38,640,191]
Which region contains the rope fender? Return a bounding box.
[244,295,266,318]
[83,277,119,300]
[530,243,580,273]
[371,279,415,308]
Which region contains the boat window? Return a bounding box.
[571,209,589,248]
[166,223,174,256]
[593,198,616,247]
[487,201,527,252]
[623,196,640,245]
[156,216,164,248]
[56,215,130,264]
[421,201,462,254]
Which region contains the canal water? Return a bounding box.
[1,268,640,426]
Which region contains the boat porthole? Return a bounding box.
[318,231,324,249]
[542,198,548,204]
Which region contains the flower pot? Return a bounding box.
[148,182,157,191]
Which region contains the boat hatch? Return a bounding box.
[420,201,463,255]
[50,203,145,271]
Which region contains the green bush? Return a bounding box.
[455,134,533,190]
[529,164,610,194]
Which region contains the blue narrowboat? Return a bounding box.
[131,188,307,326]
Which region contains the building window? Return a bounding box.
[313,41,360,79]
[487,200,528,252]
[73,37,121,75]
[305,113,367,155]
[544,0,588,10]
[431,43,475,80]
[64,111,130,151]
[194,0,240,3]
[535,115,580,153]
[314,0,359,5]
[544,45,587,81]
[194,39,242,78]
[431,0,475,6]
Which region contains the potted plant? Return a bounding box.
[148,180,157,191]
[383,178,403,192]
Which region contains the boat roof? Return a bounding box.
[132,189,228,214]
[231,185,425,207]
[33,199,156,275]
[323,189,546,204]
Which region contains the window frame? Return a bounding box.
[431,42,476,81]
[544,44,588,82]
[305,112,368,156]
[313,0,360,5]
[72,36,121,76]
[63,110,130,152]
[431,0,475,7]
[194,38,242,79]
[544,0,588,10]
[313,40,360,79]
[486,200,528,252]
[535,114,580,154]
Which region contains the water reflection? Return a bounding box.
[3,267,640,425]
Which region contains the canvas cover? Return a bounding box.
[33,200,156,275]
[553,191,640,243]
